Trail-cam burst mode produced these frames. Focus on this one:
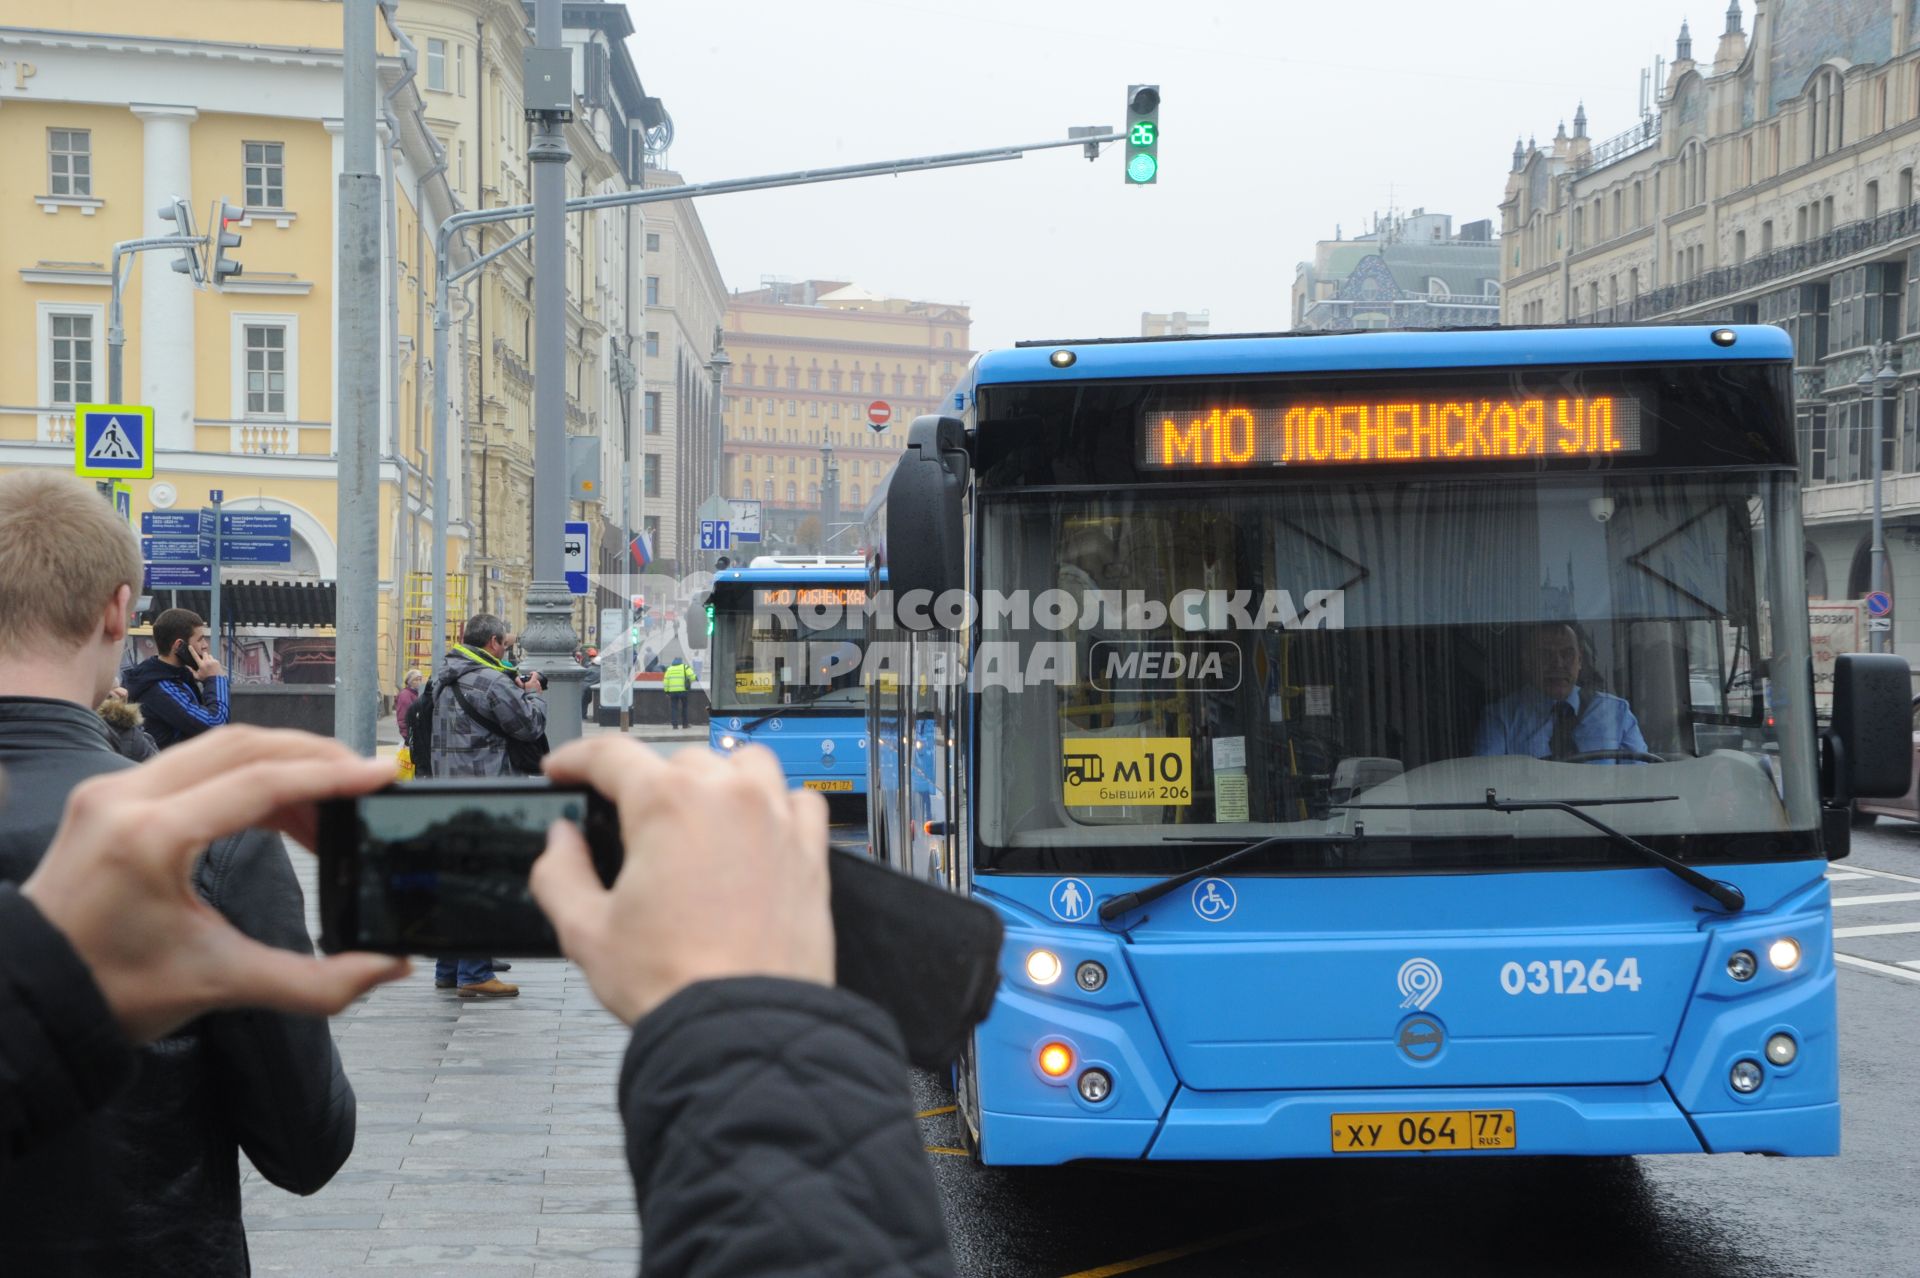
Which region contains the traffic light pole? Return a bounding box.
[105,236,206,403]
[421,125,1125,735]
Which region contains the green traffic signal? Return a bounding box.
[1125,83,1160,186]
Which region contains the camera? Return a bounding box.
[1588,496,1616,523]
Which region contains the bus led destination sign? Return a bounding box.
[1140,393,1646,469]
[757,586,868,607]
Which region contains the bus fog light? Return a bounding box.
[1768,938,1801,971]
[1038,1042,1073,1078]
[1075,961,1108,992]
[1025,950,1062,985]
[1730,1059,1764,1093]
[1766,1033,1798,1066]
[1727,950,1757,982]
[1077,1069,1112,1103]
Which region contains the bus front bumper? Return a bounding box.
[977,1086,1838,1164]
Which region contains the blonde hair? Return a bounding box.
[0,470,144,650]
[404,668,424,689]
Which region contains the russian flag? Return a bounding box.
[629,530,653,570]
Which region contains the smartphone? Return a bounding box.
[173,638,200,672]
[317,778,1003,1067]
[317,778,621,958]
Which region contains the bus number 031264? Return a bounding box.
[1499,957,1642,995]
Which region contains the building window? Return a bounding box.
[786,366,798,389]
[830,402,841,419]
[851,371,864,393]
[808,483,819,504]
[645,275,660,305]
[829,369,842,390]
[643,453,660,497]
[1867,180,1881,220]
[786,400,797,417]
[644,391,661,434]
[426,38,447,91]
[892,374,905,394]
[644,331,660,357]
[1631,180,1643,226]
[740,455,751,472]
[1808,68,1844,161]
[645,232,661,252]
[763,478,774,501]
[456,43,466,94]
[242,323,289,416]
[808,401,819,418]
[457,141,467,191]
[243,142,285,209]
[788,457,797,473]
[48,129,90,197]
[850,484,861,506]
[1734,229,1746,263]
[49,313,94,405]
[785,481,797,503]
[1760,219,1774,253]
[762,397,774,415]
[808,368,821,389]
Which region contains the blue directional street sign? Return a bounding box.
[208,489,224,504]
[221,512,292,537]
[144,563,212,588]
[700,520,731,551]
[74,404,154,479]
[142,536,208,562]
[141,512,207,536]
[216,537,292,565]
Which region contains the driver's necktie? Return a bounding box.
[1549,701,1578,760]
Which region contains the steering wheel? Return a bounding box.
[1560,749,1665,764]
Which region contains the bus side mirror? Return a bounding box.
[885,414,966,623]
[1823,652,1912,800]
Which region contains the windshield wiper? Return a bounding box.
[1334,788,1743,913]
[1095,830,1463,922]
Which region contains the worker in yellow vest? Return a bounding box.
[662,656,695,729]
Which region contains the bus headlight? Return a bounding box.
[719,734,738,751]
[1765,1033,1798,1067]
[1730,1059,1764,1093]
[1025,950,1062,986]
[1768,938,1802,971]
[1727,950,1757,982]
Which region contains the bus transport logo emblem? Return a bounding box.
[1192,878,1236,922]
[1398,1015,1445,1062]
[1050,878,1094,923]
[1397,957,1443,1010]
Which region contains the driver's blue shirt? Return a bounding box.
[1472,685,1648,762]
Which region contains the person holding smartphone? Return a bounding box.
[122,608,230,750]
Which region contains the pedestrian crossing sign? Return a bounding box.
[74,403,154,479]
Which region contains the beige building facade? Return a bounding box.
[1501,0,1920,664]
[722,280,971,551]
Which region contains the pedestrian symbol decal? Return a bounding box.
[89,419,138,460]
[1397,956,1443,1010]
[1050,877,1094,923]
[1191,878,1236,921]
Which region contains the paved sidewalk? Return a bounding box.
[244,855,640,1277]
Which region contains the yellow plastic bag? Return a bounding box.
[395,745,416,781]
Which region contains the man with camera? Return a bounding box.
[0,471,363,1274]
[122,607,230,749]
[428,613,550,997]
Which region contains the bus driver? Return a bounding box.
[1472,622,1650,763]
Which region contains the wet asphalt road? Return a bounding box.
[914,827,1920,1278]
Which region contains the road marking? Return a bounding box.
[917,1105,957,1118]
[1831,891,1920,907]
[1835,953,1920,984]
[1825,871,1871,881]
[1833,922,1920,938]
[1843,864,1920,886]
[1059,1226,1274,1278]
[1903,960,1920,971]
[923,1145,970,1156]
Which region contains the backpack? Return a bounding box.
[405,673,445,777]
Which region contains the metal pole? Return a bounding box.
[210,493,224,664]
[822,444,839,551]
[337,0,383,753]
[432,260,453,672]
[709,329,729,566]
[1872,349,1894,653]
[521,0,585,743]
[108,246,127,403]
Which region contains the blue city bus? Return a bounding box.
[865,325,1912,1165]
[708,556,871,809]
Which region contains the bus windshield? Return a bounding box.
[710,582,867,713]
[975,471,1817,874]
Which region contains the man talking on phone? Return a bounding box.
[122,608,229,750]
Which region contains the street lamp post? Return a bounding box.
[1868,347,1899,652]
[707,329,730,569]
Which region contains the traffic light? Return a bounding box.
[210,199,244,283]
[158,198,202,282]
[1125,84,1160,185]
[704,601,716,636]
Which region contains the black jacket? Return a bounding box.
[0,885,136,1161]
[0,698,356,1276]
[123,653,230,749]
[622,978,954,1278]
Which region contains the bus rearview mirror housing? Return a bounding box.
[1823,652,1912,800]
[885,415,967,621]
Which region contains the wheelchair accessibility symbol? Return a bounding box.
[1191,878,1236,922]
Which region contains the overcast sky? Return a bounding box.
[628,0,1707,350]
